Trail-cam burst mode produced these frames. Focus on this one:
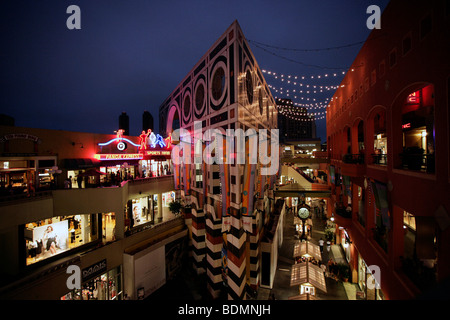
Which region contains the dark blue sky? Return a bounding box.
[1,0,390,141]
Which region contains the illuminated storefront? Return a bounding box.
[125,191,176,235]
[61,264,123,300]
[91,129,173,186]
[24,215,100,266]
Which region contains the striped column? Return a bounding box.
[205,198,224,299]
[191,194,206,274]
[249,210,261,289]
[226,211,247,300]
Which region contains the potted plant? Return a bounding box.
[168,200,183,216]
[337,263,350,282]
[324,228,335,244]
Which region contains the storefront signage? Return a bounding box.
[402,123,411,129]
[82,259,107,282]
[93,153,143,160]
[143,150,171,156]
[0,133,40,143]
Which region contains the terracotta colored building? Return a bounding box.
[326,0,450,299]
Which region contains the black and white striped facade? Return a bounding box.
[159,20,278,300]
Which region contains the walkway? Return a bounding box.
[257,206,359,300]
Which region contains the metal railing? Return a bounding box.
[342,153,365,164]
[400,153,435,174]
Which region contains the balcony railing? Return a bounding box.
[342,153,365,164]
[400,153,435,174]
[371,153,387,165]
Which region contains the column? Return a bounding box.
[191,199,206,274]
[157,193,162,222]
[249,211,261,289]
[226,212,247,300]
[205,199,223,298]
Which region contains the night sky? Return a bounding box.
[1,0,390,141]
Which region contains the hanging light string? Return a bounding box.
[268,83,339,99]
[250,41,349,70]
[262,68,346,82]
[248,38,365,53]
[276,104,327,118]
[248,33,388,53]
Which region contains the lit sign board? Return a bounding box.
[407,91,420,104]
[93,154,143,160]
[402,123,411,129]
[143,150,171,156]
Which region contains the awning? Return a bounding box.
[64,158,100,170]
[290,262,327,293]
[99,159,140,167]
[293,241,322,261]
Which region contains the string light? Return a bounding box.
[262,68,346,81]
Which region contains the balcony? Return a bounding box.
[371,154,387,166]
[333,203,352,229]
[340,154,366,177]
[400,153,435,174]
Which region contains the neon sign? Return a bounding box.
[143,150,171,156]
[95,129,172,161]
[138,130,171,152]
[98,137,140,148]
[402,123,411,129]
[93,154,143,160]
[407,91,420,104]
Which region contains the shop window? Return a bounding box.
[400,84,435,173]
[61,265,123,300]
[25,215,99,266]
[372,111,387,165]
[369,180,389,253]
[357,186,365,227]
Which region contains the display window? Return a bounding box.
[140,159,171,178]
[61,266,123,300]
[24,215,99,266]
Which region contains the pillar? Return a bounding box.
[205,199,223,298]
[157,193,162,222]
[249,211,261,289]
[191,200,206,274]
[226,213,247,300]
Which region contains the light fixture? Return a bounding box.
[72,142,84,148]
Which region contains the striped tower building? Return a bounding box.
[159,20,279,300]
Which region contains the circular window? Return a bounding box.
[246,70,253,104]
[211,67,225,101]
[195,83,205,111]
[183,95,191,119]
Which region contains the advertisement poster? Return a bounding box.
[32,220,69,259]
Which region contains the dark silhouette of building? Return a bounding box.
[277,98,316,143]
[119,112,129,136]
[142,110,154,132]
[0,114,15,126]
